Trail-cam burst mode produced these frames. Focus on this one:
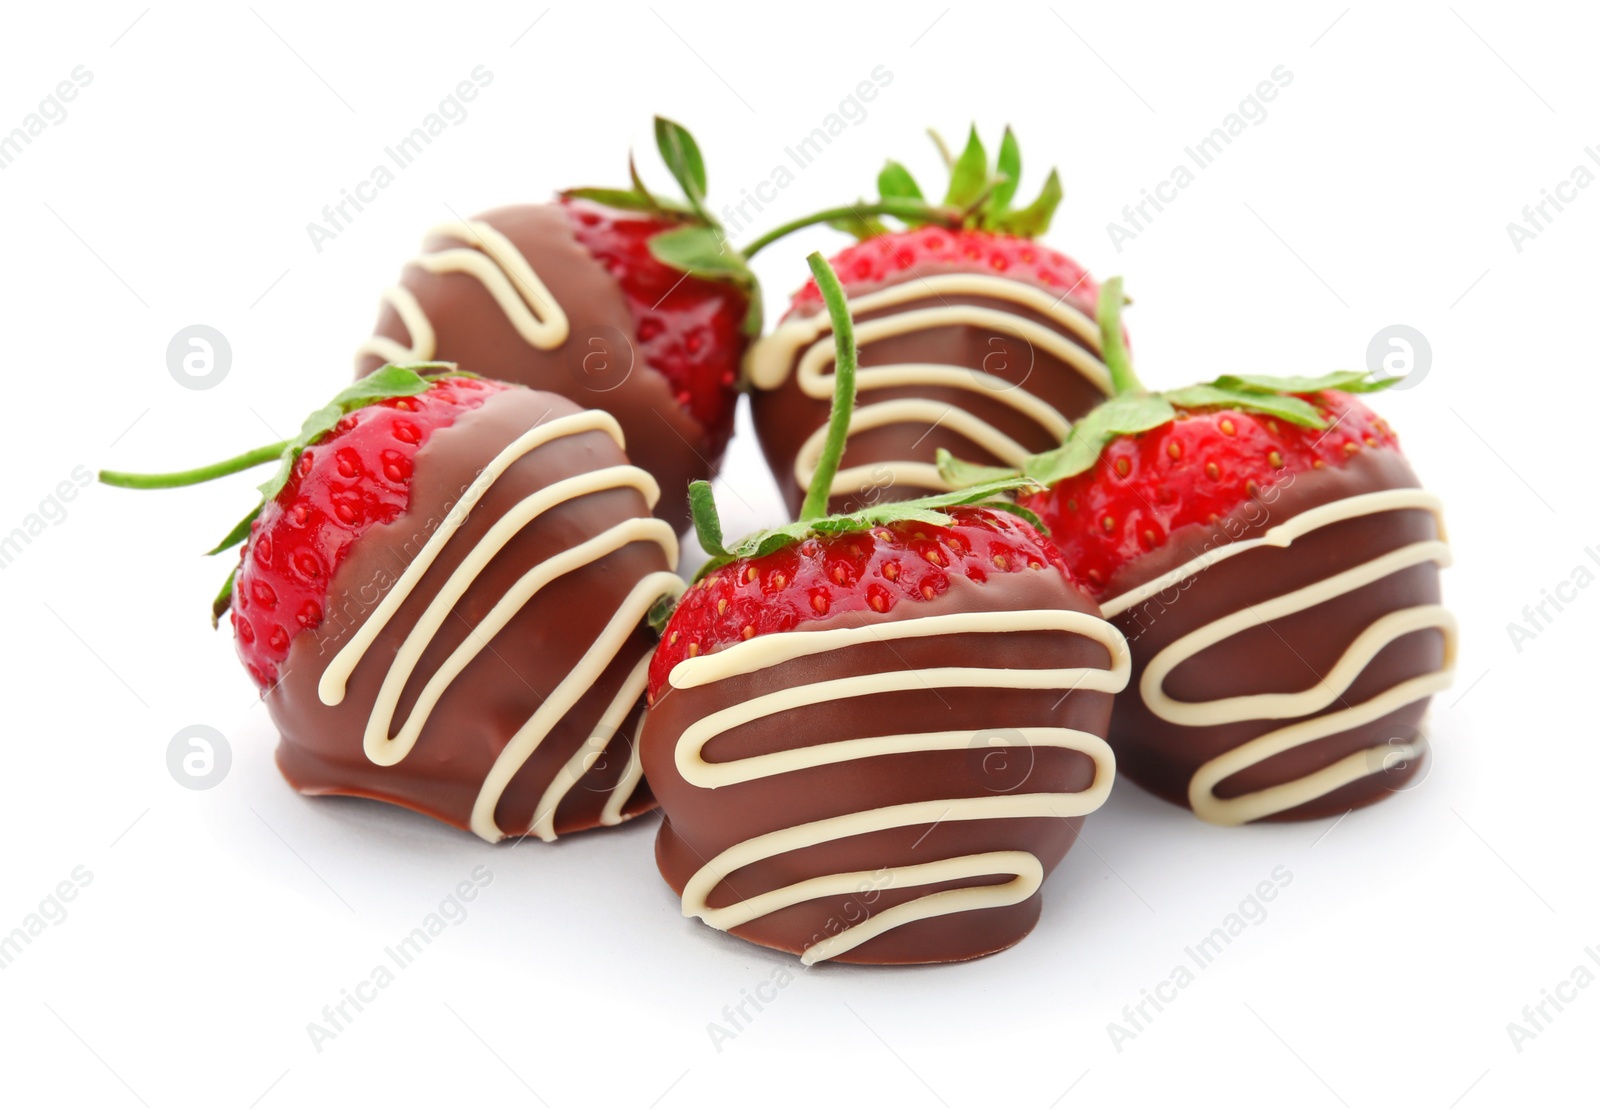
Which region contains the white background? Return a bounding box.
[1,2,1594,1113]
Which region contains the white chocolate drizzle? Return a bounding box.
[665,608,1129,964]
[745,274,1112,499]
[357,219,570,366]
[1100,488,1456,825]
[318,410,683,842]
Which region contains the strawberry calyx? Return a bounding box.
[667,250,1044,611]
[563,116,763,335]
[938,276,1399,491]
[648,505,1069,700]
[99,363,468,626]
[740,124,1064,259]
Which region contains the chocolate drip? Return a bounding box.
[357,203,720,531]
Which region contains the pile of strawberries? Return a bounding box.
[102,120,1446,967]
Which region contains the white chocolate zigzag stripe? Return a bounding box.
[745,274,1112,499]
[357,219,570,366]
[1101,488,1456,826]
[666,608,1130,964]
[319,410,683,842]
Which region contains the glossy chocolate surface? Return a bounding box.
[358,203,717,531]
[641,570,1116,963]
[270,388,669,838]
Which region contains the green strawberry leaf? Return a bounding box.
[654,116,709,219]
[985,126,1022,217]
[647,224,764,337]
[877,160,924,204]
[1004,168,1063,237]
[210,569,236,629]
[984,500,1048,534]
[1021,426,1114,486]
[208,503,262,556]
[561,186,691,219]
[689,479,728,557]
[1163,384,1326,427]
[1093,393,1177,435]
[1213,370,1400,395]
[255,364,452,506]
[943,126,989,209]
[647,225,746,280]
[741,285,765,338]
[560,187,648,209]
[646,592,679,636]
[826,208,892,240]
[629,151,658,206]
[812,506,952,535]
[694,477,1049,580]
[935,448,1023,488]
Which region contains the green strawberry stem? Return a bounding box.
[1097,276,1142,397]
[682,247,1045,582]
[743,125,1063,258]
[99,442,290,490]
[98,364,461,620]
[741,200,962,259]
[798,251,858,520]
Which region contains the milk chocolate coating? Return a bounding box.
[751,272,1107,516]
[640,571,1115,964]
[357,203,721,531]
[269,388,668,838]
[1104,450,1446,821]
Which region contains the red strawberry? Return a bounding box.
[229,374,502,688]
[1020,391,1402,596]
[357,117,759,532]
[743,126,1113,517]
[941,278,1454,825]
[649,505,1074,701]
[102,365,683,841]
[102,366,498,689]
[561,195,747,441]
[785,225,1101,319]
[639,253,1128,965]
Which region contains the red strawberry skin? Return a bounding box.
[358,200,748,532]
[641,504,1122,964]
[649,506,1079,701]
[1022,391,1402,597]
[788,227,1101,313]
[561,197,745,451]
[751,228,1113,519]
[230,375,504,689]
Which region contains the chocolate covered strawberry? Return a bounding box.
[742,126,1114,517]
[942,278,1457,824]
[356,117,759,531]
[101,366,684,841]
[639,254,1129,965]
